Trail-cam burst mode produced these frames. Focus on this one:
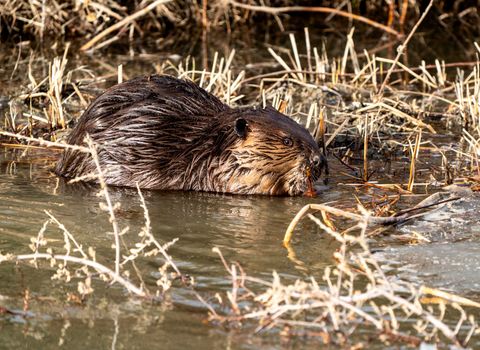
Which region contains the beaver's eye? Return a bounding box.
[283,137,293,147]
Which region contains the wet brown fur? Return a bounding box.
[55,75,326,195]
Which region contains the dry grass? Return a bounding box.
[2,1,479,51]
[206,210,480,347]
[0,0,180,43]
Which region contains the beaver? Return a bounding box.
[55,74,327,196]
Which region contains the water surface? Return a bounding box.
[0,148,339,349]
[1,144,480,349]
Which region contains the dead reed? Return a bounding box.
[2,1,479,52]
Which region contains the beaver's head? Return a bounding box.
[211,107,327,196]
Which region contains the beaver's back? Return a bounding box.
[66,75,228,143]
[55,75,230,188]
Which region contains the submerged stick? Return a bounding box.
[284,193,462,246]
[284,204,363,246]
[420,286,480,308]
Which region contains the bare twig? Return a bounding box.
[81,0,173,51]
[377,0,434,96]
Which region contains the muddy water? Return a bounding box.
[0,148,339,349]
[1,144,480,348]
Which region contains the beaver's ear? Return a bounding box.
[234,118,248,138]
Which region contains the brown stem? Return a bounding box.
[228,1,401,37]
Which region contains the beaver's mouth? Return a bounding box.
[284,166,314,196]
[289,156,327,197]
[248,154,327,196]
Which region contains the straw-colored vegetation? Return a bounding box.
[2,0,480,347]
[1,0,479,50]
[210,213,480,347]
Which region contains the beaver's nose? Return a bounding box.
[312,155,322,167]
[310,153,329,182]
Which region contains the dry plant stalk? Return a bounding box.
[363,115,368,182]
[376,0,434,97]
[47,45,70,129]
[407,131,422,192]
[158,50,245,104]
